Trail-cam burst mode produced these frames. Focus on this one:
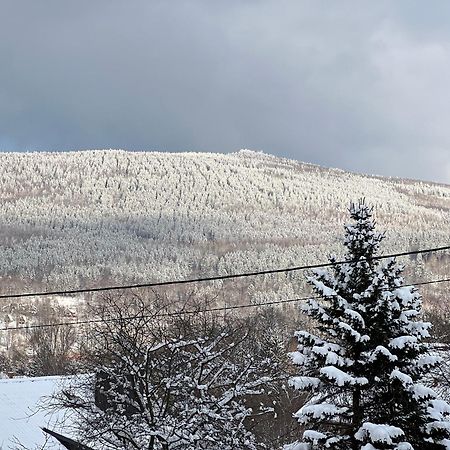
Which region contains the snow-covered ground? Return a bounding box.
[0,376,70,449]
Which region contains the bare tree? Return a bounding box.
[28,301,77,376]
[48,292,283,449]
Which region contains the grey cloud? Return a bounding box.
[1,0,449,183]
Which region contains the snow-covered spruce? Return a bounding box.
[287,201,450,450]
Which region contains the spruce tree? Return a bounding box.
[287,200,450,450]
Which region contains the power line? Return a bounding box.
[0,245,448,300]
[2,277,449,332]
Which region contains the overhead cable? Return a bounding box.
[2,277,449,332]
[0,245,448,300]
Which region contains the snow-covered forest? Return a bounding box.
[0,150,448,302]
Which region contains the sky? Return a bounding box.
[1,0,450,184]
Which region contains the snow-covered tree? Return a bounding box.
[51,294,279,449]
[287,200,450,450]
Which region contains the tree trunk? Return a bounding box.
[157,436,169,450]
[351,388,362,450]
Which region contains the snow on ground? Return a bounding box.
[0,376,70,449]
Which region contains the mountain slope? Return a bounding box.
[0,150,448,304]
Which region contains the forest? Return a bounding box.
[0,150,447,293]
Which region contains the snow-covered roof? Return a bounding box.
[0,375,70,449]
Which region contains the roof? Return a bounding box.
[42,428,93,450]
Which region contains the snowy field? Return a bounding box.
[0,376,69,449]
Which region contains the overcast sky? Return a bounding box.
[1,1,450,183]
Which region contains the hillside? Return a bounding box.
[0,150,448,306]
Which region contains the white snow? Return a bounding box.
[369,346,398,362]
[290,351,308,365]
[297,403,347,421]
[289,376,321,390]
[412,383,436,400]
[393,287,415,303]
[418,355,441,367]
[303,430,326,442]
[344,308,365,325]
[308,278,337,297]
[390,370,412,385]
[0,376,71,449]
[355,422,405,444]
[283,442,310,450]
[389,336,417,349]
[395,443,414,450]
[428,399,450,419]
[361,444,377,450]
[320,366,368,386]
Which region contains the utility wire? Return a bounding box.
[2,277,449,332]
[0,245,448,300]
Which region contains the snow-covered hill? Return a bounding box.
[0,149,448,304]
